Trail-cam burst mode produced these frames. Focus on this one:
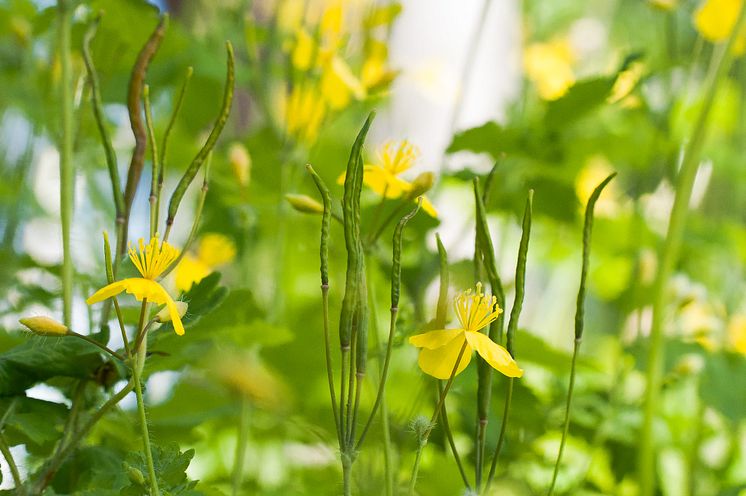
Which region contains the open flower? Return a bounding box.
[409,283,523,379]
[337,140,438,217]
[87,237,186,336]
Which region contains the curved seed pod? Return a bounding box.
[166,41,235,229]
[306,165,331,286]
[506,190,533,354]
[339,112,374,349]
[391,198,421,309]
[576,173,616,340]
[103,230,114,284]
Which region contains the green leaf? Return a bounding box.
[699,352,746,422]
[545,77,616,129]
[123,443,200,495]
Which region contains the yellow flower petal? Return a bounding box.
[419,195,438,218]
[86,280,128,305]
[363,165,412,198]
[464,330,523,378]
[694,0,743,42]
[175,254,212,293]
[409,329,464,350]
[524,39,575,100]
[292,28,315,71]
[417,333,472,379]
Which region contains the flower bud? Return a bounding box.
[229,143,251,188]
[409,414,432,447]
[124,463,145,485]
[155,301,188,324]
[406,172,435,199]
[285,193,324,214]
[19,316,69,337]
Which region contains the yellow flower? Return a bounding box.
[337,140,439,217]
[175,233,236,292]
[694,0,743,42]
[524,39,575,100]
[321,56,367,110]
[87,237,186,336]
[292,28,316,71]
[409,283,523,379]
[283,82,327,145]
[728,314,746,354]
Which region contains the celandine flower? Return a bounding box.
[87,237,186,336]
[409,283,523,379]
[337,140,438,217]
[175,233,236,292]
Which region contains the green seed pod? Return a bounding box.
[306,165,332,287]
[575,173,616,340]
[391,199,421,309]
[506,190,533,355]
[167,41,235,229]
[286,193,325,215]
[435,233,449,328]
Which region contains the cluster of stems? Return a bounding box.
[22,7,235,495]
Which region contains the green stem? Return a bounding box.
[638,7,746,495]
[0,433,24,495]
[144,85,159,238]
[231,396,250,496]
[30,380,134,495]
[70,331,126,361]
[485,378,514,490]
[408,341,468,496]
[342,452,353,496]
[133,300,159,496]
[58,0,74,327]
[547,339,580,495]
[438,380,471,490]
[324,285,343,448]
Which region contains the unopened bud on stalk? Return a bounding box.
[19,316,70,337]
[229,142,251,187]
[285,193,325,214]
[155,301,188,324]
[407,172,435,199]
[409,415,431,447]
[124,463,146,485]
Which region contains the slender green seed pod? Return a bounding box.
[103,231,114,284]
[83,16,124,219]
[506,190,533,354]
[339,112,374,349]
[435,233,449,328]
[167,41,235,228]
[472,178,506,444]
[306,165,331,286]
[576,173,616,340]
[391,199,421,309]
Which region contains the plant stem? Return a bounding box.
[638,7,746,495]
[0,433,24,495]
[438,380,471,490]
[132,300,159,496]
[342,452,353,496]
[485,377,514,490]
[547,338,580,495]
[231,396,250,496]
[30,380,134,495]
[70,332,126,361]
[323,284,343,448]
[58,0,74,327]
[408,341,468,496]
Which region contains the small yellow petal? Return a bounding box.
[197,233,236,267]
[693,0,742,42]
[86,280,128,305]
[363,165,411,198]
[409,329,463,350]
[464,331,523,378]
[417,334,472,379]
[175,255,212,293]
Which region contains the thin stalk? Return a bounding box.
[639,7,746,495]
[144,85,159,238]
[344,328,358,446]
[324,285,343,448]
[132,300,159,496]
[0,434,23,495]
[70,331,126,361]
[485,378,514,490]
[547,340,580,495]
[547,174,615,496]
[58,0,74,327]
[342,452,353,496]
[381,396,394,496]
[438,380,471,490]
[231,396,250,496]
[103,231,131,356]
[30,380,135,495]
[408,341,468,496]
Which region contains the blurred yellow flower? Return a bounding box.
[524,39,575,100]
[728,314,746,354]
[694,0,743,42]
[175,233,236,292]
[292,28,316,71]
[609,62,645,105]
[337,140,438,217]
[649,0,678,10]
[321,56,367,110]
[211,350,289,409]
[283,82,327,145]
[575,156,620,217]
[87,237,186,336]
[409,283,523,379]
[228,142,251,188]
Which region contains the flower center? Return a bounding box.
[454,282,502,332]
[128,237,180,280]
[379,140,419,175]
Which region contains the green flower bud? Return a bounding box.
[285,193,325,214]
[155,301,188,323]
[407,172,435,199]
[19,316,70,337]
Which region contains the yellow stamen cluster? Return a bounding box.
[454,282,502,332]
[128,237,179,280]
[379,140,419,175]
